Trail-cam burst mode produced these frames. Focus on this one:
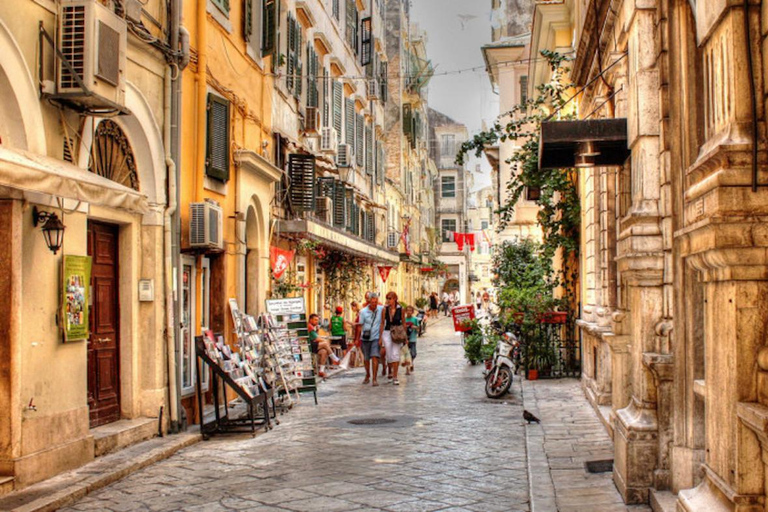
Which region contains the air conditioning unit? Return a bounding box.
[315,196,333,224]
[304,136,318,153]
[190,201,224,250]
[367,79,380,100]
[320,127,338,153]
[57,0,127,109]
[337,143,354,167]
[387,232,399,249]
[304,106,321,135]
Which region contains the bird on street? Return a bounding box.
[523,410,541,424]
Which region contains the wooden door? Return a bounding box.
[87,221,120,427]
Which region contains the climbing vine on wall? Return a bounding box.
[456,50,580,311]
[318,249,372,308]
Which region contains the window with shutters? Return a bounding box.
[365,127,373,175]
[403,104,413,140]
[288,154,316,212]
[360,17,372,66]
[286,14,302,98]
[366,211,375,242]
[333,81,343,139]
[212,0,230,16]
[355,114,364,167]
[322,72,330,127]
[345,0,357,54]
[441,176,456,198]
[377,142,385,187]
[306,44,319,107]
[332,0,339,20]
[345,98,355,150]
[441,219,456,242]
[261,0,276,58]
[333,180,345,227]
[206,94,230,181]
[345,187,355,232]
[519,75,528,105]
[380,61,388,103]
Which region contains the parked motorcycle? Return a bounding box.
[484,331,518,398]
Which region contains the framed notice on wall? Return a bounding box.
[62,255,92,342]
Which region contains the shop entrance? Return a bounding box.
[87,221,121,427]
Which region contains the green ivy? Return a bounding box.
[456,51,580,308]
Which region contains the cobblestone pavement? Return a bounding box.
[60,317,643,512]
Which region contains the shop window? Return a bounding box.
[441,176,456,198]
[206,94,230,181]
[442,218,456,242]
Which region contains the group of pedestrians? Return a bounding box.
[431,290,460,317]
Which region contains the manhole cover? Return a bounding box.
[585,459,614,473]
[347,418,398,426]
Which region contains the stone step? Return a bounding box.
[650,489,678,512]
[92,417,159,458]
[0,477,14,497]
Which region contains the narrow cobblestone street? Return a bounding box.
[58,318,641,512]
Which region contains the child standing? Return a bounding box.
[404,306,420,374]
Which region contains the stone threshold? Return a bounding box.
[92,417,159,458]
[0,431,201,512]
[650,489,678,512]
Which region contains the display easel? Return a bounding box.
[265,298,318,405]
[195,336,277,439]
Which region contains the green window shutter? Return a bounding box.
[286,14,295,91]
[322,72,330,127]
[206,94,230,181]
[376,141,385,187]
[366,210,375,242]
[333,179,345,227]
[380,61,388,103]
[345,187,354,232]
[365,127,373,175]
[360,17,372,66]
[212,0,230,14]
[244,0,253,41]
[261,0,276,57]
[333,0,339,20]
[403,104,412,139]
[346,0,356,52]
[333,81,343,136]
[288,153,316,212]
[345,98,355,148]
[355,113,364,166]
[294,22,302,99]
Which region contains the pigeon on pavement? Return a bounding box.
[523,410,541,424]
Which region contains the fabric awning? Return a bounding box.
[538,118,630,170]
[0,146,148,212]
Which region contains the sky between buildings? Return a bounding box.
[410,0,498,191]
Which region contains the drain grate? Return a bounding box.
[585,459,614,473]
[347,418,398,426]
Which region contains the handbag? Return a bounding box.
[389,307,407,344]
[361,309,375,342]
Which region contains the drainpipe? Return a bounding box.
[196,0,208,204]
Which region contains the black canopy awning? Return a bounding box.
[538,118,630,170]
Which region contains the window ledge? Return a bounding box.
[204,175,229,195]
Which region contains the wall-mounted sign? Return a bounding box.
[265,297,306,316]
[452,305,475,332]
[62,255,92,342]
[139,279,155,302]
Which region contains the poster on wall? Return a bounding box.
[62,255,92,342]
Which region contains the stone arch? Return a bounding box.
[0,18,46,153]
[245,194,268,315]
[78,81,166,207]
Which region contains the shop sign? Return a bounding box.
[265,297,306,316]
[452,305,475,332]
[62,255,92,342]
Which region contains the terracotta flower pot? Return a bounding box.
[527,369,539,380]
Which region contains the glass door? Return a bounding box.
[179,255,196,396]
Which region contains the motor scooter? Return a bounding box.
[484,332,518,398]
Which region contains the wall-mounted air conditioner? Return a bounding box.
[190,201,224,250]
[321,127,338,154]
[57,0,127,109]
[337,143,353,167]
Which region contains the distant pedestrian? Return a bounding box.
[404,305,420,374]
[429,292,438,318]
[358,293,384,386]
[381,291,405,385]
[441,292,449,316]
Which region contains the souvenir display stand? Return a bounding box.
[265,298,318,405]
[194,334,277,439]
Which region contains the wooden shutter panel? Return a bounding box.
[366,210,375,242]
[288,154,316,212]
[333,81,343,137]
[360,17,372,66]
[206,94,230,181]
[345,187,355,232]
[295,23,302,99]
[286,14,295,91]
[365,127,373,175]
[403,104,412,139]
[322,73,330,127]
[317,176,335,198]
[261,0,276,57]
[244,0,253,41]
[332,0,339,20]
[345,0,356,51]
[333,179,345,227]
[345,98,355,147]
[377,142,385,187]
[380,61,388,103]
[355,114,364,166]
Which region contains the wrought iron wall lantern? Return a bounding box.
[32,207,66,255]
[538,119,630,170]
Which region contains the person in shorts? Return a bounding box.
[308,314,339,378]
[330,306,349,355]
[404,305,420,374]
[357,293,384,386]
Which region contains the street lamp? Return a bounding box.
[32,207,66,255]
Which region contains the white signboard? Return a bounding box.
[265,297,306,316]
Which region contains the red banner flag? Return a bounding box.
[378,266,393,283]
[270,246,295,279]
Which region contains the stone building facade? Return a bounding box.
[529,0,768,509]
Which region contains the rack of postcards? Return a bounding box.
[265,298,318,405]
[195,328,277,439]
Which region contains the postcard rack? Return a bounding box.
[195,335,278,439]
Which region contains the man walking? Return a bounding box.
[358,293,384,386]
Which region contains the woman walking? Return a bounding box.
[381,291,405,385]
[429,292,438,319]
